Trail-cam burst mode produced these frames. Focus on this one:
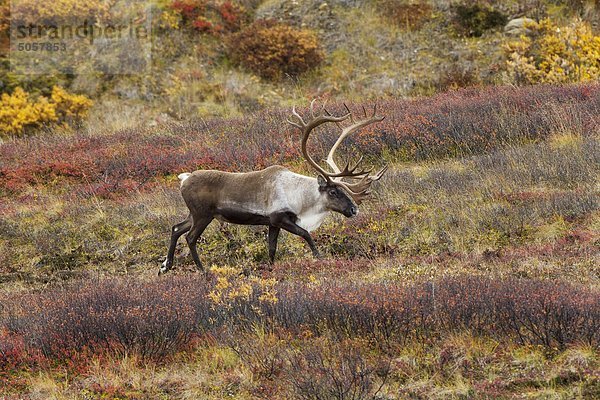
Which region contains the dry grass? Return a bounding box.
[1,84,599,398]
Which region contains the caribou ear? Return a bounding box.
[317,175,328,189]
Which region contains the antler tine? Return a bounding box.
[310,98,317,118]
[324,108,346,131]
[336,179,372,205]
[332,157,372,179]
[370,104,385,122]
[372,164,388,181]
[287,120,302,129]
[325,104,384,176]
[346,156,370,176]
[346,179,371,194]
[353,155,365,170]
[343,103,354,123]
[336,163,387,204]
[287,105,306,127]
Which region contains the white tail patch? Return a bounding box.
[178,173,192,186]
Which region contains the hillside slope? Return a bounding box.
[1,83,599,399]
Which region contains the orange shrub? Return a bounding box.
[9,0,110,25]
[226,19,323,80]
[377,0,433,31]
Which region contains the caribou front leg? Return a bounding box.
[270,212,321,259]
[268,226,281,264]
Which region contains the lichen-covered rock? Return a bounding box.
[504,17,536,36]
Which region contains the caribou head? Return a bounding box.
[288,100,388,206]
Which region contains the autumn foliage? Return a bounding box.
[227,19,324,80]
[378,0,433,31]
[9,0,110,25]
[0,275,597,373]
[0,84,597,196]
[0,86,92,137]
[165,0,249,34]
[505,19,600,84]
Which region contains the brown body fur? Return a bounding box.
[160,165,357,274]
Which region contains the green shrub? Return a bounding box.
[226,19,323,80]
[452,4,507,37]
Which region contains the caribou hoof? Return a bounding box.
[159,259,170,275]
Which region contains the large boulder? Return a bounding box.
[504,17,536,36]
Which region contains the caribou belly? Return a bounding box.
[296,210,329,232]
[216,207,270,226]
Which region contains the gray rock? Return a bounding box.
[504,18,536,36]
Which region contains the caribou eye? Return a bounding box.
[328,189,338,197]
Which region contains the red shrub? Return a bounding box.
[0,274,597,373]
[169,0,249,34]
[170,0,205,21]
[218,1,247,32]
[270,277,600,349]
[0,84,598,200]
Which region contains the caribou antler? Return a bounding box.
[334,165,388,204]
[325,104,384,175]
[287,99,354,181]
[324,104,388,204]
[288,100,387,204]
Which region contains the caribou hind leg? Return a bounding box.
[160,215,193,275]
[185,216,213,272]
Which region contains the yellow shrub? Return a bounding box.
[10,0,110,25]
[0,86,92,137]
[0,0,9,34]
[50,86,93,120]
[505,19,600,84]
[159,9,181,30]
[0,88,56,136]
[207,265,278,310]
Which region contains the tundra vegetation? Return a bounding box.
[1,0,599,399]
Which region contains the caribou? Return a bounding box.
[159,100,387,274]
